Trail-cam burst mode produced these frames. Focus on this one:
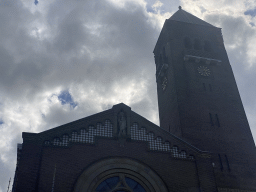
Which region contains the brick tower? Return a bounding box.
[153,6,256,190]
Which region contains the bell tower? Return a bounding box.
[154,7,256,189]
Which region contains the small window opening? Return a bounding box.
[209,113,214,126]
[203,83,206,91]
[194,38,202,50]
[225,155,231,171]
[184,37,192,49]
[218,154,223,171]
[215,114,220,127]
[204,40,211,52]
[209,84,212,92]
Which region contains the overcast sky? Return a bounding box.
[0,0,256,191]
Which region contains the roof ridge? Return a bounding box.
[169,8,215,27]
[181,9,193,23]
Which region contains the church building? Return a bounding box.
[12,7,256,192]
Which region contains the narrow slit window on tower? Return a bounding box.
[218,154,224,171]
[215,114,220,127]
[209,84,212,92]
[203,83,206,91]
[209,113,214,126]
[184,37,192,49]
[194,38,202,50]
[225,155,231,171]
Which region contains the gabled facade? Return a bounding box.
[13,7,256,192]
[13,103,217,191]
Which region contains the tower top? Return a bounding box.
[169,8,215,27]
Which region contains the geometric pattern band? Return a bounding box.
[130,123,194,159]
[45,120,113,146]
[44,121,193,159]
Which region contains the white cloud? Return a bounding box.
[152,0,163,10]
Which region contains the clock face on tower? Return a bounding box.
[197,66,211,76]
[162,77,167,91]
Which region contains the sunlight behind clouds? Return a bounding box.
[152,0,163,10]
[107,0,147,9]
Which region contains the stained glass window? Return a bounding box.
[95,175,146,192]
[96,177,119,191]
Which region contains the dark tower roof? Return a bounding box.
[169,6,215,27]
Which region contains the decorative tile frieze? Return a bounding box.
[44,121,194,159]
[130,123,194,159]
[45,120,113,146]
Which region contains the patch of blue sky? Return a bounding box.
[146,4,155,13]
[58,90,78,109]
[34,0,39,5]
[0,120,4,125]
[244,8,256,17]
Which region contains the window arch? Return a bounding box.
[194,38,202,50]
[95,175,146,192]
[73,158,168,192]
[184,37,192,49]
[53,137,60,145]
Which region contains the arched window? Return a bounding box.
[53,137,60,145]
[74,158,168,192]
[62,134,69,146]
[184,37,192,49]
[95,175,146,192]
[194,38,202,50]
[204,40,211,51]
